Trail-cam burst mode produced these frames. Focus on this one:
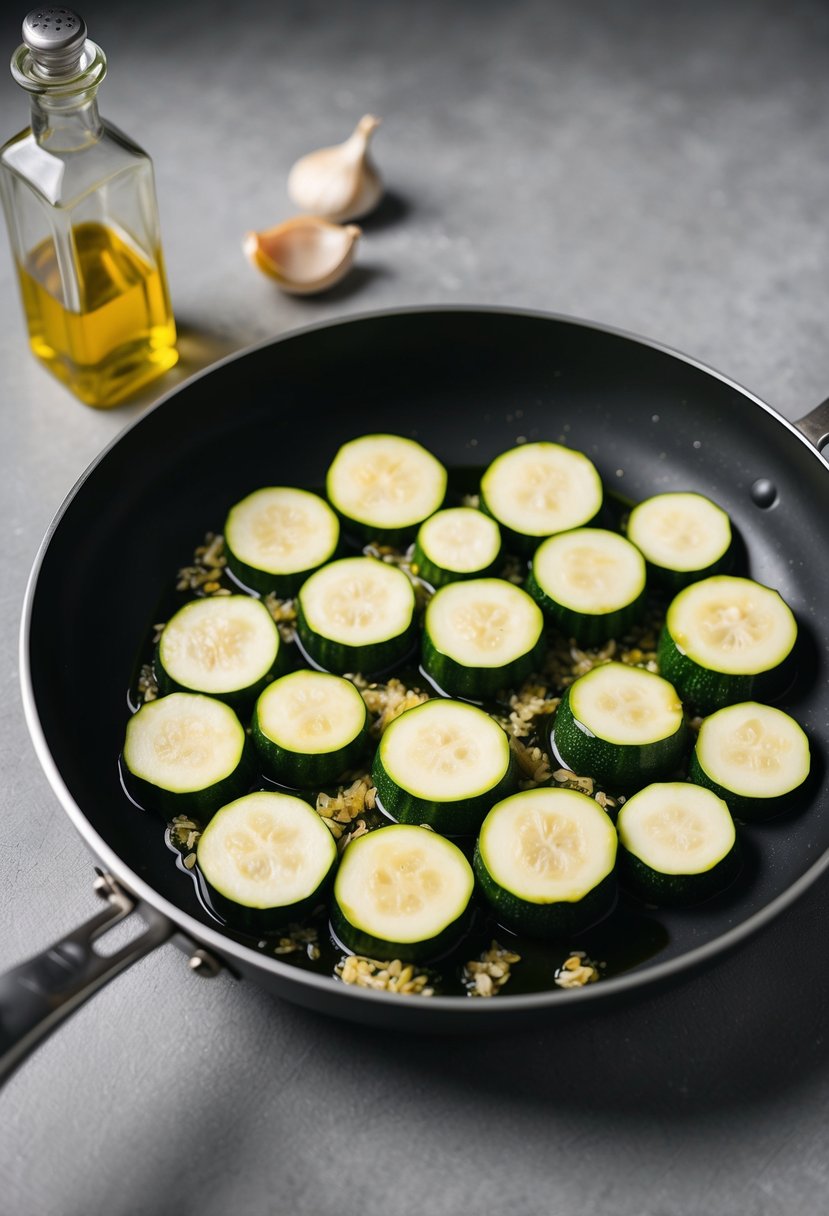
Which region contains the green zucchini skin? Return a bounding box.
[330,900,472,964]
[642,551,732,595]
[225,550,336,599]
[618,834,741,905]
[686,752,808,822]
[372,750,518,835]
[525,567,646,646]
[411,542,501,590]
[421,630,544,701]
[251,700,369,788]
[154,644,285,711]
[122,742,255,821]
[203,855,336,935]
[296,601,418,676]
[657,627,755,716]
[472,844,617,937]
[552,687,689,792]
[477,498,599,558]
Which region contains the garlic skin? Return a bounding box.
[243,217,361,295]
[287,115,384,222]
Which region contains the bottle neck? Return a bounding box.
[11,40,107,152]
[29,89,103,151]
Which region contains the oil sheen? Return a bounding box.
[18,221,177,407]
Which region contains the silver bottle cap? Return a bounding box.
[22,7,87,78]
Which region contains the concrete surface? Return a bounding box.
[1,1,828,1213]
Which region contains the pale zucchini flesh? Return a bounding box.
[413,507,501,587]
[252,669,368,786]
[297,555,416,674]
[197,790,337,930]
[373,698,516,832]
[480,441,603,547]
[326,433,447,542]
[225,486,340,595]
[617,782,739,903]
[156,595,280,703]
[332,824,474,961]
[659,575,798,714]
[122,692,250,816]
[690,701,810,818]
[422,577,544,699]
[553,663,687,792]
[626,491,732,584]
[527,527,646,644]
[474,787,617,937]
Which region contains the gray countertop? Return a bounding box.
[2,2,829,1213]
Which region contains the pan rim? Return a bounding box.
[18,303,829,1017]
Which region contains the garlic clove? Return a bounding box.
[287,115,384,223]
[243,216,361,295]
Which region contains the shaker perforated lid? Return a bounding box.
[22,7,87,77]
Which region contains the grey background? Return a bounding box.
[1,1,828,1213]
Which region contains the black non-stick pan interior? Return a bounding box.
[25,309,829,1017]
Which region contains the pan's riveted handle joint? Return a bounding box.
[0,869,173,1083]
[188,947,223,978]
[794,398,829,454]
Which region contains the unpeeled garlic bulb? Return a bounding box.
[243,216,361,295]
[287,115,384,222]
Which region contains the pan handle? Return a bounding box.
[0,870,172,1083]
[794,398,829,451]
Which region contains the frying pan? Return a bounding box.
[2,306,828,1079]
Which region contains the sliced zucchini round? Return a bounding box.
[197,790,337,932]
[480,441,603,552]
[296,556,417,675]
[123,692,250,818]
[689,702,811,820]
[526,527,646,645]
[422,577,545,700]
[626,491,732,591]
[473,787,617,937]
[412,507,502,589]
[658,575,798,715]
[225,486,340,597]
[252,669,369,788]
[616,782,739,904]
[553,662,687,791]
[331,824,474,962]
[156,595,281,707]
[372,699,516,834]
[325,433,447,545]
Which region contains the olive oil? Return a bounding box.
[0,9,177,407]
[19,222,177,406]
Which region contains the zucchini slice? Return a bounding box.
[422,577,545,700]
[296,556,417,675]
[412,507,502,589]
[689,702,811,820]
[473,787,617,937]
[658,575,798,715]
[252,669,369,788]
[331,824,474,962]
[526,527,646,645]
[156,595,281,706]
[372,699,516,834]
[626,491,732,591]
[616,782,739,904]
[325,433,447,545]
[553,662,687,791]
[197,790,337,932]
[123,693,250,817]
[480,441,603,552]
[225,486,340,597]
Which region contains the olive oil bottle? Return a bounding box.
[0,8,177,407]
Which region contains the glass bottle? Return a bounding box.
[0,7,177,407]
